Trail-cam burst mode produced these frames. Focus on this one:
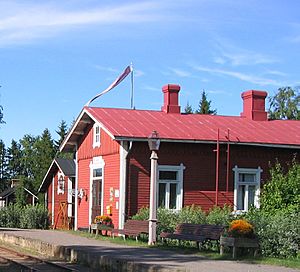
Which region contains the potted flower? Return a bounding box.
[94,215,113,227]
[220,219,259,258]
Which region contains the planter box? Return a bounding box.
[89,223,113,236]
[220,236,259,258]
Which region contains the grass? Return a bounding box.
[63,230,300,269]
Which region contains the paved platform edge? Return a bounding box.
[0,232,184,272]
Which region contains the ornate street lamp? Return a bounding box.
[147,130,160,245]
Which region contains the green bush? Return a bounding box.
[206,205,233,226]
[0,204,22,228]
[260,161,300,213]
[246,208,300,258]
[0,204,49,229]
[177,205,206,224]
[132,206,178,233]
[20,204,49,229]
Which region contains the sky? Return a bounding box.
[1,0,300,146]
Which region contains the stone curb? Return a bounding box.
[0,232,182,271]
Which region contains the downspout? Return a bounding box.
[214,129,220,206]
[226,129,230,193]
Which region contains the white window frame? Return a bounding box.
[157,164,185,211]
[89,156,105,225]
[57,173,65,195]
[93,123,101,148]
[233,165,262,212]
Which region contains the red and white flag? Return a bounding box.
[85,65,133,106]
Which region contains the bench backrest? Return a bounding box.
[196,224,224,240]
[174,223,200,235]
[174,223,224,239]
[124,220,149,233]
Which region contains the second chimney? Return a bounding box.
[161,84,181,114]
[240,90,268,121]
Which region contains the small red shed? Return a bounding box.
[44,84,299,231]
[39,158,76,229]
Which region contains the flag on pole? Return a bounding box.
[85,65,133,106]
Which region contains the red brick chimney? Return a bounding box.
[161,84,181,114]
[240,90,268,121]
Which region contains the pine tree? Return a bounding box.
[0,105,4,124]
[55,120,68,150]
[0,140,8,191]
[184,102,194,114]
[7,139,22,179]
[33,129,56,191]
[196,90,217,115]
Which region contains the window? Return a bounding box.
[93,124,100,148]
[233,166,262,212]
[57,175,65,195]
[157,164,185,210]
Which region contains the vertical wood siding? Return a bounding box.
[77,158,90,229]
[76,126,120,229]
[127,141,298,216]
[47,182,52,223]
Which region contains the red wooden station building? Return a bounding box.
[39,84,300,231]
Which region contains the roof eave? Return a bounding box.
[114,136,300,149]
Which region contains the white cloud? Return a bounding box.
[0,1,166,46]
[134,69,145,78]
[168,68,191,78]
[192,65,284,86]
[94,65,118,73]
[212,37,278,66]
[207,89,232,96]
[142,85,160,92]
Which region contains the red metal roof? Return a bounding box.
[86,107,300,147]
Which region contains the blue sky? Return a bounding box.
[1,0,300,146]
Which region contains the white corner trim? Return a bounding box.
[119,141,128,229]
[51,175,55,226]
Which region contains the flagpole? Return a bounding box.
[130,62,134,109]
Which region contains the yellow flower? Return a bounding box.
[228,219,254,238]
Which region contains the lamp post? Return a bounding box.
[147,130,160,245]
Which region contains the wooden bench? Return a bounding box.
[160,223,224,249]
[111,220,149,241]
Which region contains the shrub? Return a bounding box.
[19,204,49,229]
[132,207,178,233]
[177,205,206,224]
[245,208,300,258]
[0,204,49,229]
[206,205,233,226]
[260,161,300,214]
[0,204,22,228]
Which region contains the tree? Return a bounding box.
[20,135,37,179]
[268,87,300,120]
[32,129,56,191]
[196,90,217,114]
[7,139,23,179]
[0,105,4,124]
[55,120,68,150]
[184,102,194,114]
[0,140,8,191]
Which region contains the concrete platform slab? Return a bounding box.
[0,228,298,272]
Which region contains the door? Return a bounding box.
[91,167,103,222]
